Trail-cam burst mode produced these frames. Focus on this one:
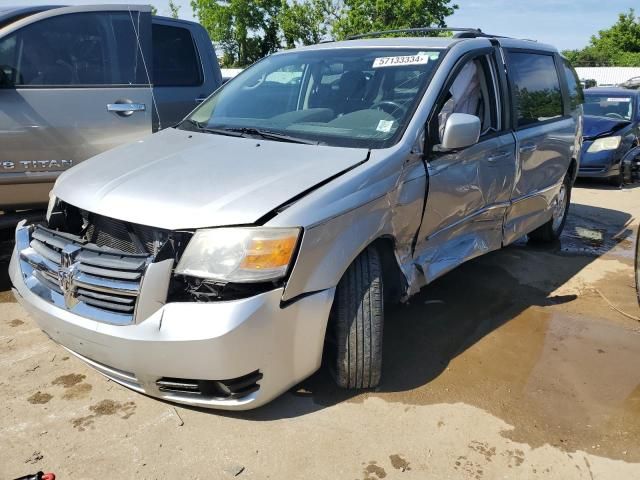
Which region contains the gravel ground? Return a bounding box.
[1,182,640,479]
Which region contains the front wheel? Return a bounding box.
[529,172,571,243]
[610,167,624,188]
[329,246,384,389]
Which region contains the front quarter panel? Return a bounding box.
[272,143,426,302]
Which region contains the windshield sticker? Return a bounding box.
[373,55,430,68]
[376,120,395,133]
[606,97,631,102]
[418,51,440,60]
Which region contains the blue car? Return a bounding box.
[579,88,640,186]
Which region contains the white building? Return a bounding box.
[575,67,640,87]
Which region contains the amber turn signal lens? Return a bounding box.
[241,236,298,270]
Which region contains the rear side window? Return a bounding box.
[0,12,150,87]
[507,52,563,127]
[152,24,202,87]
[562,60,584,111]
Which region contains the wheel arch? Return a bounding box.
[369,236,408,305]
[281,191,417,303]
[568,156,578,184]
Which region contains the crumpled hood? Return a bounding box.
[54,128,368,230]
[583,115,631,140]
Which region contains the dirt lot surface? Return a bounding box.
[2,182,640,479]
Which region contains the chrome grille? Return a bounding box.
[17,224,150,324]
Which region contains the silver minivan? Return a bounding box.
[9,29,583,410]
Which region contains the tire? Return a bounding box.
[329,246,384,389]
[529,172,571,243]
[623,160,634,184]
[610,167,624,188]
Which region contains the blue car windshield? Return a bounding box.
[584,94,634,121]
[181,48,443,148]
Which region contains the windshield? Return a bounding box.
[180,48,443,148]
[584,94,635,121]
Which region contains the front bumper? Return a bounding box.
[9,226,335,410]
[577,143,621,178]
[577,164,619,178]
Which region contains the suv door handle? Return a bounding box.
[107,103,146,116]
[487,151,511,162]
[519,143,538,154]
[195,96,207,104]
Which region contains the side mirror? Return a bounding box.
[441,113,481,150]
[0,68,8,88]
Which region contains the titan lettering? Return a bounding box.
[2,160,73,170]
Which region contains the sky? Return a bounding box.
[1,0,637,51]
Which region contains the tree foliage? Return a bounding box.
[333,0,458,40]
[168,0,181,18]
[191,0,282,67]
[192,0,458,67]
[280,0,337,48]
[563,9,640,67]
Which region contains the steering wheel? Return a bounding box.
[370,101,407,119]
[605,112,625,119]
[243,73,266,91]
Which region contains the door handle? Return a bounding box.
[487,151,511,162]
[107,103,146,116]
[195,96,207,104]
[519,143,537,154]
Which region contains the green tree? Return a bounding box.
[150,4,158,15]
[563,9,640,67]
[333,0,458,40]
[169,0,181,18]
[280,0,337,48]
[191,0,282,67]
[192,0,459,66]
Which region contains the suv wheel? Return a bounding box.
[329,246,384,389]
[529,172,571,242]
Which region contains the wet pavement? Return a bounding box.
[1,182,640,479]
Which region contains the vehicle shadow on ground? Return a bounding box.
[218,202,634,420]
[0,229,15,300]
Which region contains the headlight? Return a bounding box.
[175,227,301,283]
[587,136,621,153]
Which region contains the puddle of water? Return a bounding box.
[558,205,637,259]
[301,252,640,462]
[572,226,605,246]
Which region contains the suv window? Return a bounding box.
[436,54,499,142]
[152,24,202,87]
[507,52,563,127]
[0,12,149,87]
[562,60,584,111]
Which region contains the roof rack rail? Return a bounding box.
[347,27,487,40]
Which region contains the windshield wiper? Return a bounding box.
[223,127,320,145]
[180,119,244,138]
[181,121,319,144]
